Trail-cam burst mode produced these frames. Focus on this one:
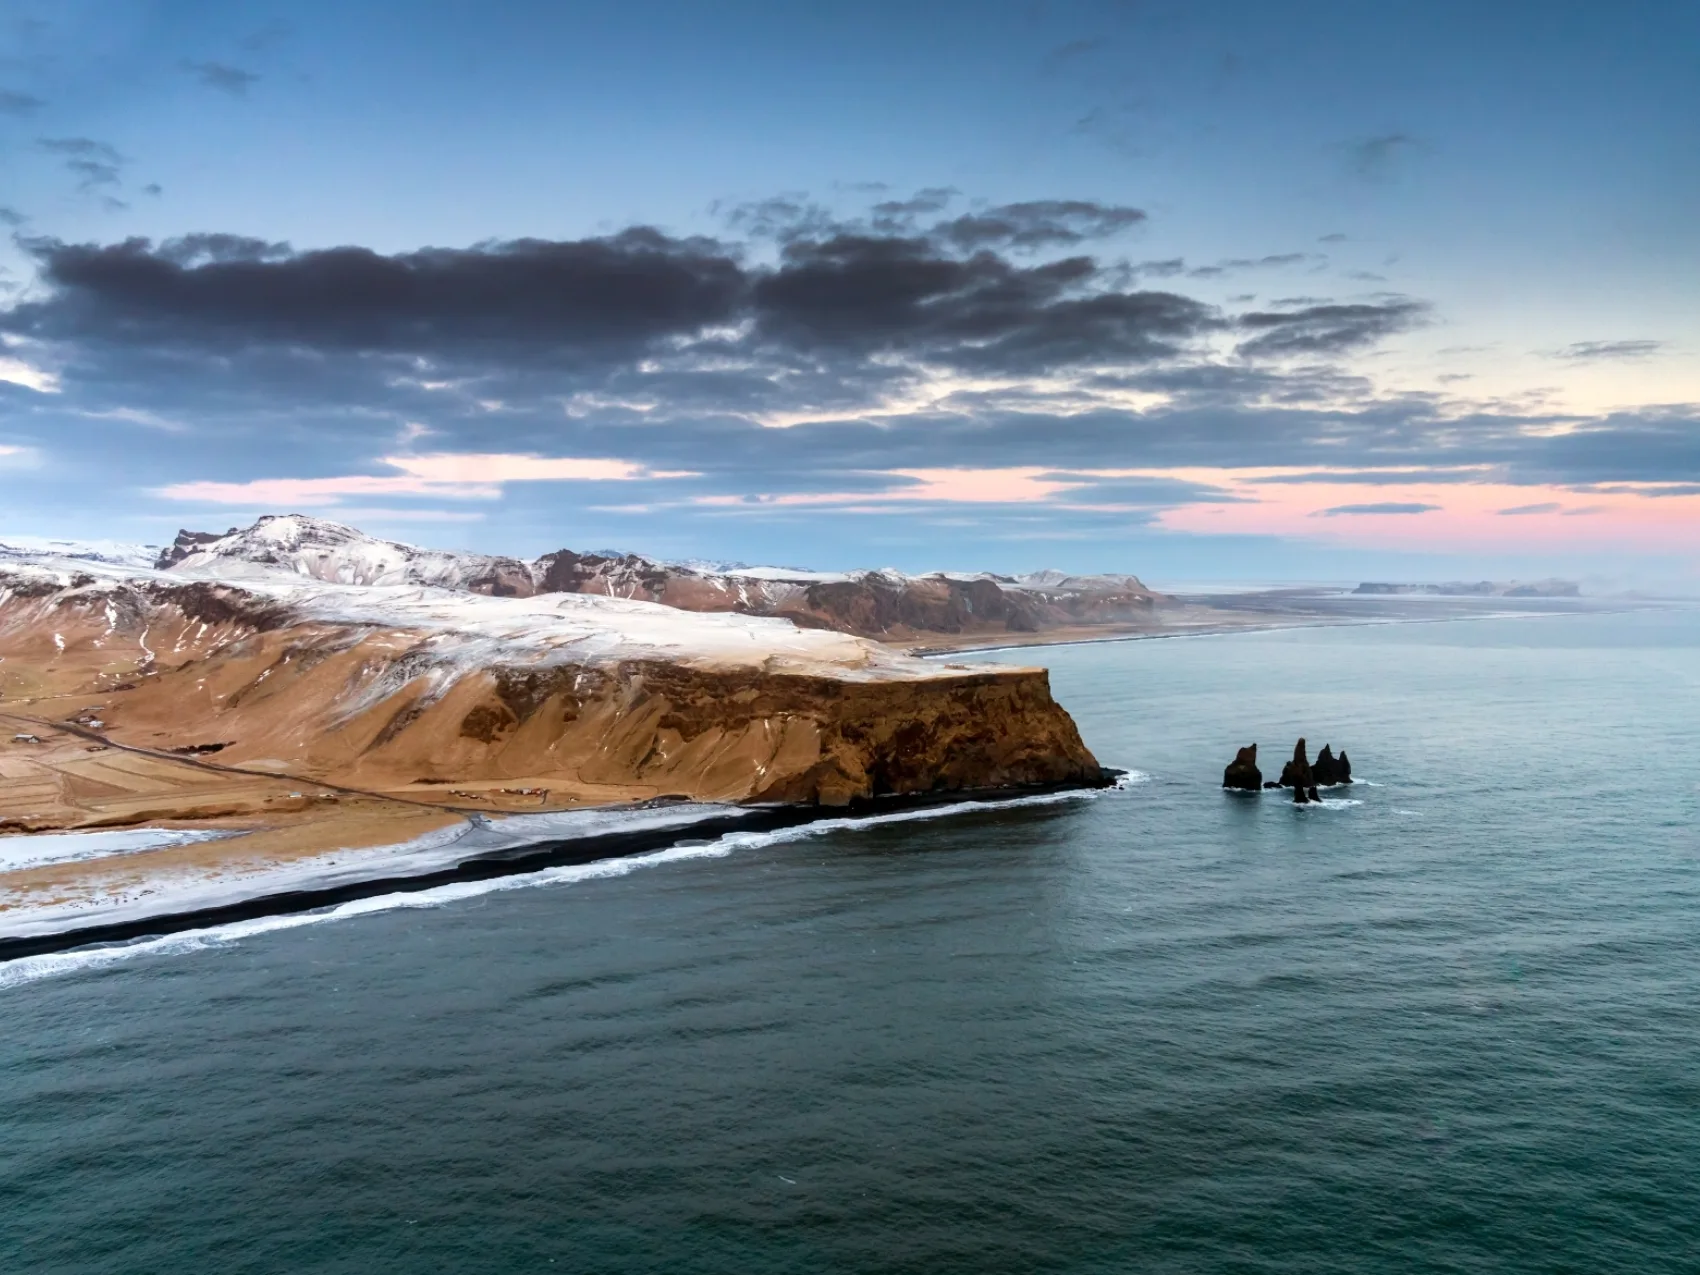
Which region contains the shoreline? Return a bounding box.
[0,770,1122,963]
[911,598,1650,658]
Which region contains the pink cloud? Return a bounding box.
[156,452,700,506]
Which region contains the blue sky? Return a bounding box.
[1,0,1696,584]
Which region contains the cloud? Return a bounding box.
[8,191,1699,544]
[933,200,1146,251]
[1548,340,1666,361]
[13,229,747,358]
[1344,133,1423,181]
[753,233,1209,371]
[8,220,1218,379]
[1496,502,1561,516]
[0,88,44,115]
[239,20,294,53]
[181,60,260,96]
[1189,253,1315,279]
[37,136,124,190]
[1236,299,1427,357]
[0,352,58,392]
[1041,38,1105,72]
[1314,502,1440,516]
[155,452,698,506]
[0,206,25,227]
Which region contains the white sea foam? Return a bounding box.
[0,773,1143,988]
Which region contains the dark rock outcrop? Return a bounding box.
[1312,743,1355,786]
[1278,738,1314,789]
[1222,744,1262,791]
[1313,744,1339,786]
[155,528,237,570]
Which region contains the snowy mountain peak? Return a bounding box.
[160,515,537,595]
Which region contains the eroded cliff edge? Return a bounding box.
[0,562,1103,834]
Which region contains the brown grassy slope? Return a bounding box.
[0,579,1102,825]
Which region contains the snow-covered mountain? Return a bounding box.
[0,535,162,571]
[147,514,1163,641]
[158,515,536,595]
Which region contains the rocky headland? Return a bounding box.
[0,524,1113,946]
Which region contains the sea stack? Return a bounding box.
[1314,744,1339,786]
[1223,744,1263,791]
[1278,738,1314,789]
[1336,750,1353,784]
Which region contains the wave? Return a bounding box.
[0,771,1145,989]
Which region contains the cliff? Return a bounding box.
[0,557,1103,834]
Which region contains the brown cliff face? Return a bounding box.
[91,632,1099,808]
[0,576,1103,828]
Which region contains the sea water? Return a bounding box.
[3,609,1697,1273]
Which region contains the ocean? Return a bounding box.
[4,608,1698,1273]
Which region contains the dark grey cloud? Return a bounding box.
[1318,233,1348,244]
[10,219,1216,378]
[735,191,1142,254]
[1041,38,1105,72]
[1316,502,1439,516]
[869,188,956,222]
[753,233,1209,371]
[1344,133,1423,181]
[1497,502,1560,515]
[934,200,1145,251]
[1134,258,1186,278]
[1237,299,1427,357]
[0,206,25,227]
[1189,253,1315,279]
[239,20,294,53]
[1548,340,1665,361]
[37,136,123,190]
[8,195,1696,517]
[12,229,747,358]
[722,194,839,242]
[181,60,260,96]
[0,88,44,114]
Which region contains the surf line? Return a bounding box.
[0,771,1123,964]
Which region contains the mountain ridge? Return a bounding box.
[151,514,1164,641]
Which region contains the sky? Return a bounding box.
[0,0,1697,586]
